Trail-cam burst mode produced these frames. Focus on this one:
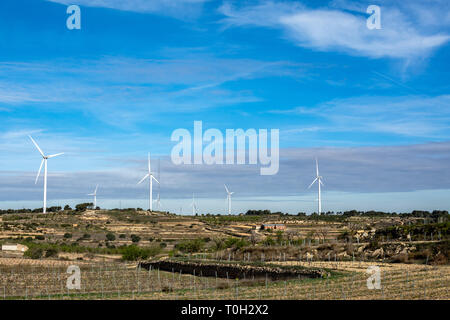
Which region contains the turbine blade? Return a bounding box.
[137,173,149,184]
[308,177,318,189]
[224,184,229,193]
[151,175,160,184]
[47,152,64,159]
[320,179,324,186]
[95,184,98,194]
[148,152,151,173]
[29,135,44,157]
[35,159,44,184]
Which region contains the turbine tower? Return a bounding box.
[224,184,234,215]
[308,158,324,214]
[138,153,159,212]
[29,135,64,214]
[88,184,99,210]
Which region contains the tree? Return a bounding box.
[75,203,93,212]
[64,205,72,211]
[131,234,141,243]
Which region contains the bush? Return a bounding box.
[131,234,141,243]
[121,245,161,261]
[175,239,204,253]
[35,235,45,240]
[119,234,126,239]
[25,247,43,259]
[45,248,58,258]
[263,236,275,246]
[106,233,116,241]
[224,237,249,249]
[64,205,72,211]
[63,233,72,239]
[159,242,167,248]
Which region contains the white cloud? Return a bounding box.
[0,55,302,127]
[46,0,209,19]
[219,1,449,59]
[270,94,450,139]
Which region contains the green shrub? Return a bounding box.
[119,234,126,239]
[106,233,116,241]
[175,239,204,253]
[45,248,58,258]
[63,233,72,239]
[35,235,45,240]
[263,236,275,246]
[224,237,249,249]
[25,247,43,259]
[131,234,141,243]
[121,245,160,261]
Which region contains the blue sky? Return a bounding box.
[0,0,449,213]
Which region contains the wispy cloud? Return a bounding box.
[219,0,449,60]
[46,0,210,19]
[0,55,300,127]
[270,94,450,139]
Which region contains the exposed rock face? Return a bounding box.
[139,260,326,280]
[371,248,384,258]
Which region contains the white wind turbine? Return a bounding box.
[191,193,198,215]
[137,153,159,212]
[308,158,324,214]
[29,135,64,214]
[87,184,99,210]
[224,184,234,215]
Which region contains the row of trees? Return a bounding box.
[243,209,449,218]
[0,203,98,215]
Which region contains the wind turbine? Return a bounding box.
[87,184,99,210]
[308,158,324,214]
[137,153,159,212]
[224,184,234,215]
[29,135,64,214]
[191,193,198,215]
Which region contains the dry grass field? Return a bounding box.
[0,209,449,300]
[0,259,448,300]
